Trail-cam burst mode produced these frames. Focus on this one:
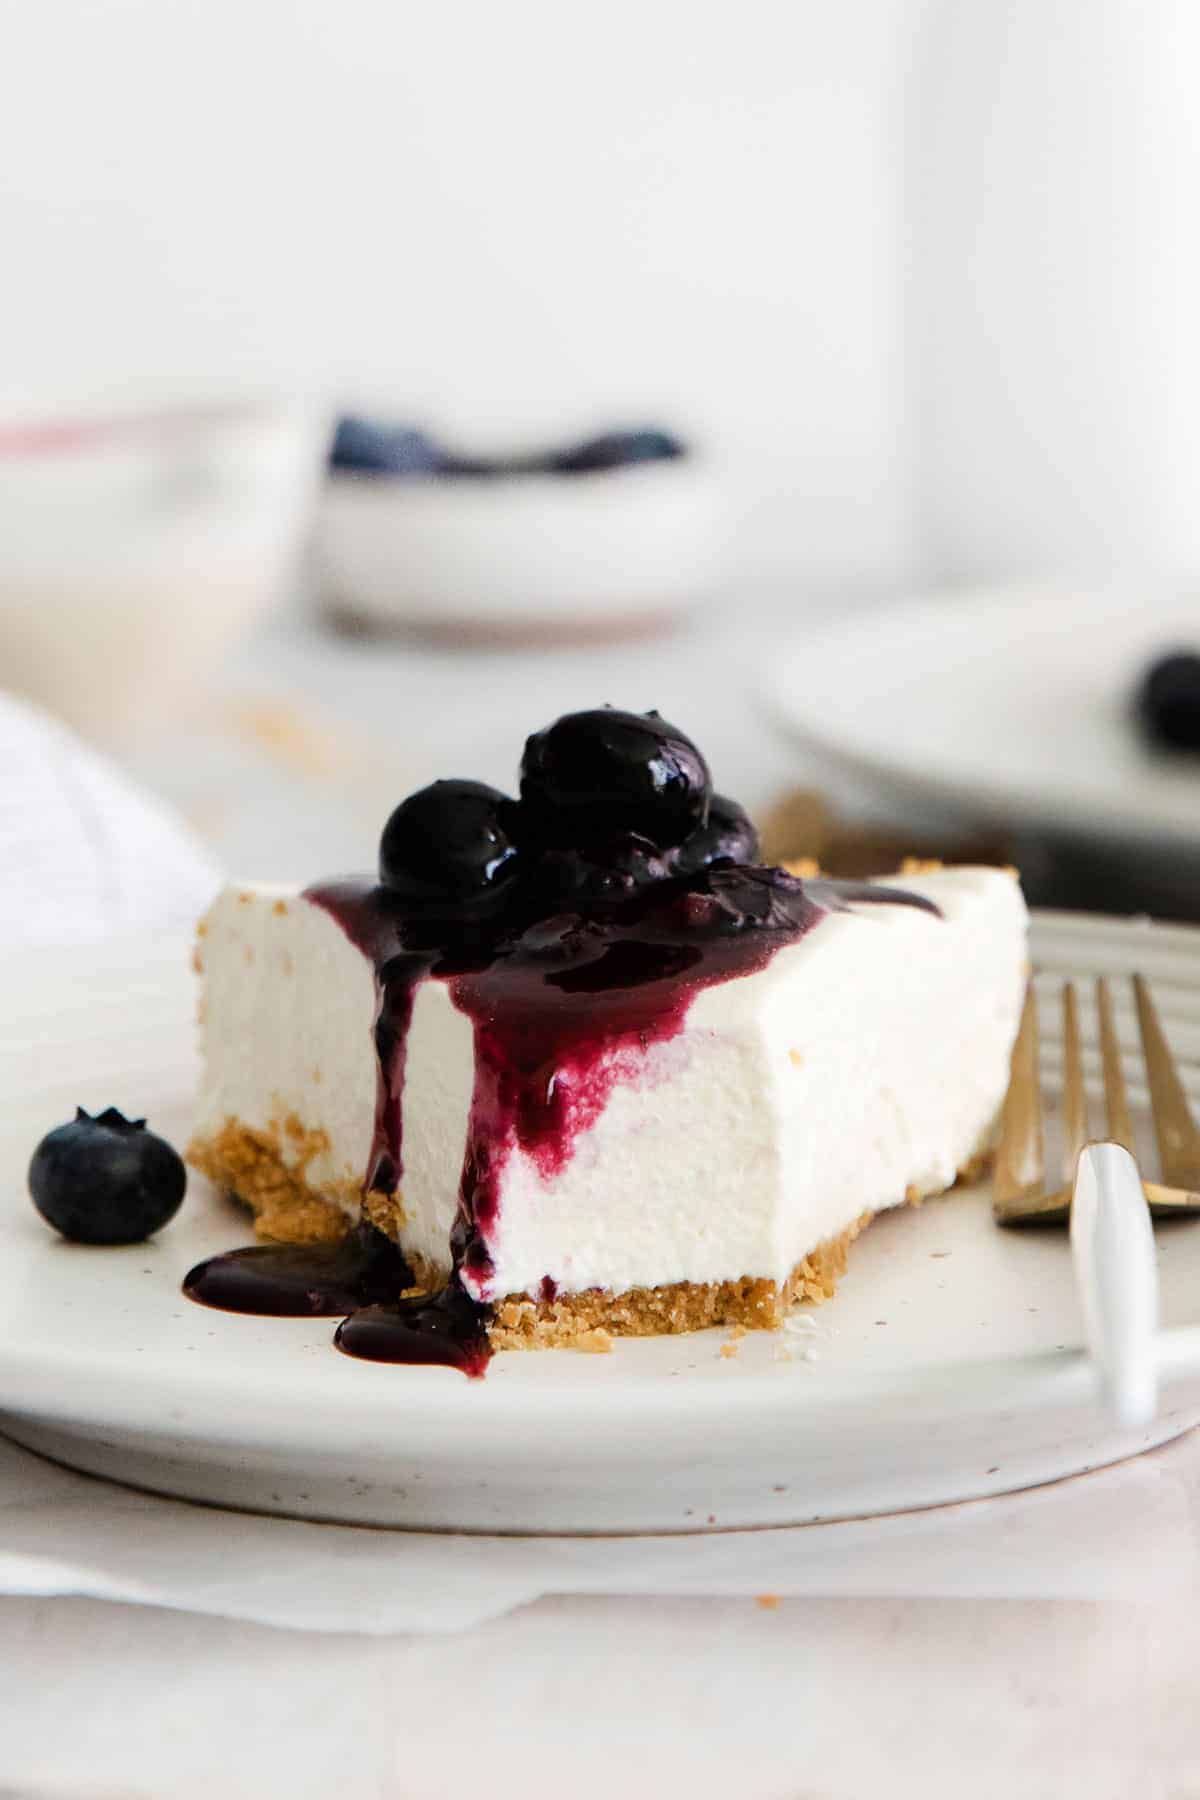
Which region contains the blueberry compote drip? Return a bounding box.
[183,1220,490,1377]
[179,710,941,1379]
[184,1221,410,1317]
[444,871,831,1286]
[333,1286,490,1377]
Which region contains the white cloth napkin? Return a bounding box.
[0,690,221,946]
[1,1424,1198,1635]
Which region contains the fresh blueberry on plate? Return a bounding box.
[379,779,521,911]
[29,1107,187,1245]
[527,833,676,909]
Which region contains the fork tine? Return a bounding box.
[1060,981,1089,1182]
[1133,973,1200,1189]
[993,983,1045,1222]
[1096,977,1136,1154]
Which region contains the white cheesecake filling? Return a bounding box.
[194,886,471,1267]
[193,868,1027,1302]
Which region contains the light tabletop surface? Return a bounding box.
[121,587,848,883]
[4,1588,1197,1799]
[5,590,1199,1799]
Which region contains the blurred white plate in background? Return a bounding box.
[766,585,1200,849]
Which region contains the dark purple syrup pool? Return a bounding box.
[184,871,938,1375]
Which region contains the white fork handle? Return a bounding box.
[1070,1142,1159,1430]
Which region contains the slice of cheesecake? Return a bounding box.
[189,858,1027,1354]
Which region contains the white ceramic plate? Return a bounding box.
[3,912,1200,1534]
[766,585,1200,850]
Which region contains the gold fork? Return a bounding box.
[994,974,1200,1428]
[994,975,1200,1227]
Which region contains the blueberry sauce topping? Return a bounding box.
[182,707,941,1376]
[184,1221,411,1317]
[30,1107,186,1245]
[335,1288,490,1377]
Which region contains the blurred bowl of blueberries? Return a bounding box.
[0,395,329,750]
[314,417,723,642]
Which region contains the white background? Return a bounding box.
[0,0,917,591]
[9,0,1200,599]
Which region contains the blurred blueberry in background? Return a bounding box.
[545,429,686,476]
[330,418,446,477]
[329,418,687,480]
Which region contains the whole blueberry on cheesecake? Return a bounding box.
[379,778,521,913]
[675,792,760,874]
[520,707,712,851]
[29,1107,187,1244]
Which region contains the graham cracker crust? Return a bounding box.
[488,1212,872,1351]
[187,1115,361,1245]
[187,1116,447,1287]
[188,1115,973,1349]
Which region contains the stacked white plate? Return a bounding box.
[767,584,1200,850]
